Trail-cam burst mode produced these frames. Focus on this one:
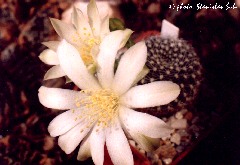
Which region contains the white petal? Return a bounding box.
[39,49,59,65]
[106,120,133,165]
[42,41,60,52]
[77,136,91,161]
[87,0,101,37]
[72,7,93,40]
[58,121,92,154]
[118,29,134,49]
[129,131,159,152]
[50,18,78,46]
[44,65,65,80]
[57,40,101,90]
[38,86,83,110]
[48,108,84,137]
[100,14,110,39]
[121,81,180,108]
[97,29,133,89]
[132,65,149,86]
[119,106,173,138]
[90,126,105,165]
[112,41,147,95]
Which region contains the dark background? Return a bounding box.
[179,109,240,165]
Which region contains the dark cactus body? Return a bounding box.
[137,36,203,117]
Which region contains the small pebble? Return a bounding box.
[151,154,159,164]
[170,133,181,145]
[161,137,168,141]
[163,158,172,164]
[175,112,183,119]
[170,119,187,129]
[176,129,189,137]
[167,116,175,125]
[155,144,176,159]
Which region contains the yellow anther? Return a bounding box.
[71,31,101,66]
[74,89,120,128]
[76,102,81,107]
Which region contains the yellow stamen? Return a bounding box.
[71,32,100,66]
[75,89,120,130]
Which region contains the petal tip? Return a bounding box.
[49,17,58,25]
[58,138,72,154]
[47,125,56,137]
[38,86,45,92]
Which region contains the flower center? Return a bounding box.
[80,37,100,65]
[72,30,100,66]
[75,89,120,129]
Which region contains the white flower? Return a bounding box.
[38,31,180,165]
[61,1,119,24]
[39,0,127,80]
